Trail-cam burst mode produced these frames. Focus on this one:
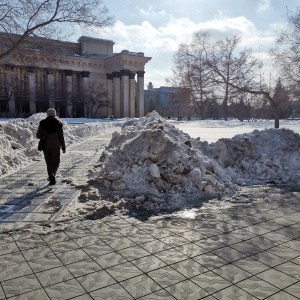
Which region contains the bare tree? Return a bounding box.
[167,32,215,120]
[84,82,110,118]
[0,0,115,62]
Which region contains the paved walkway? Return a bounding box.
[0,129,299,299]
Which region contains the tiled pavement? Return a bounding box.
[0,131,300,299]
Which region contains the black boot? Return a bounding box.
[49,174,56,185]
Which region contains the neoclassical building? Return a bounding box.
[0,33,151,118]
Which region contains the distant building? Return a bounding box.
[144,82,191,118]
[0,33,151,118]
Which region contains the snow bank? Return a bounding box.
[82,111,300,215]
[0,113,118,177]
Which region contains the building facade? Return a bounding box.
[0,34,151,118]
[144,82,192,118]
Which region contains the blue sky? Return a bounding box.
[80,0,300,88]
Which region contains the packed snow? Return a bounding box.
[0,113,118,176]
[74,111,300,218]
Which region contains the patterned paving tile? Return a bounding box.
[44,278,87,299]
[56,248,90,265]
[0,241,19,255]
[236,276,280,299]
[131,255,167,272]
[171,258,208,278]
[66,258,102,277]
[71,294,93,300]
[15,236,46,250]
[5,288,50,299]
[36,265,74,287]
[256,269,298,289]
[175,243,209,257]
[77,269,116,292]
[154,248,189,264]
[158,235,189,247]
[0,261,33,282]
[245,224,272,235]
[165,279,209,300]
[275,261,300,280]
[0,285,4,300]
[139,239,171,254]
[196,238,226,251]
[106,261,143,281]
[180,230,206,242]
[21,245,54,261]
[41,232,70,245]
[233,256,270,275]
[284,281,300,299]
[28,254,63,272]
[89,283,134,299]
[73,235,103,247]
[2,274,42,298]
[191,271,231,294]
[142,228,173,239]
[250,251,286,267]
[264,291,299,299]
[267,244,300,260]
[291,255,300,266]
[214,234,242,245]
[49,240,80,254]
[230,241,263,256]
[212,285,257,299]
[105,237,137,251]
[93,252,128,269]
[96,230,125,243]
[276,227,300,239]
[0,252,26,267]
[212,264,252,284]
[283,239,300,251]
[259,221,284,231]
[120,274,161,298]
[117,245,150,260]
[148,264,187,287]
[212,246,247,263]
[246,236,279,250]
[138,289,176,299]
[262,231,292,243]
[227,229,258,241]
[81,243,114,257]
[193,252,229,270]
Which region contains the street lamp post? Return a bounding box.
[177,104,180,121]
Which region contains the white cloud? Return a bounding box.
[257,0,271,12]
[96,12,276,88]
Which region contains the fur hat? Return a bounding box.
[47,108,56,117]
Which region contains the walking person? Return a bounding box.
[36,108,66,185]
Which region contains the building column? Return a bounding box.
[47,70,55,108]
[106,74,113,117]
[112,71,121,118]
[64,70,73,117]
[6,67,15,116]
[27,68,36,114]
[120,69,130,118]
[81,71,90,118]
[136,71,145,117]
[129,72,136,118]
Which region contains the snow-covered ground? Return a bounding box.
[1,112,300,219]
[0,113,121,176]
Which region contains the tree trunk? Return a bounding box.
[274,104,280,128]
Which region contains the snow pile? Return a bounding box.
[203,128,300,185]
[85,111,236,213]
[0,113,118,177]
[83,111,300,214]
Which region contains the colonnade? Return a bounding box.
[108,69,145,118]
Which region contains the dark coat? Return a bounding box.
[36,116,66,151]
